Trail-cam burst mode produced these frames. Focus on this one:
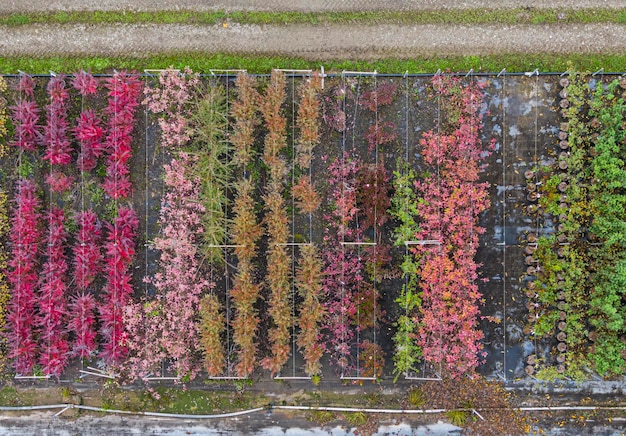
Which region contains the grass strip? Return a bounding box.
[1,53,626,75]
[1,8,626,27]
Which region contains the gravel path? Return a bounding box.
[1,0,625,13]
[1,22,625,59]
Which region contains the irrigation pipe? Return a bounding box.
[0,404,266,419]
[2,403,626,419]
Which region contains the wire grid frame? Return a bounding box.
[499,68,508,381]
[273,69,319,380]
[13,73,65,381]
[203,72,248,381]
[13,73,35,379]
[531,70,541,374]
[78,74,89,380]
[337,71,382,381]
[401,73,443,381]
[45,76,55,380]
[5,70,550,383]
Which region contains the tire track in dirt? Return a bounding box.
[1,22,625,60]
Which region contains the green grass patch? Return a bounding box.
[445,409,471,427]
[0,386,25,406]
[344,411,368,426]
[148,387,261,414]
[1,8,626,27]
[1,53,626,75]
[0,386,60,407]
[308,409,337,425]
[98,383,267,414]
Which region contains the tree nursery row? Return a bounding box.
[0,68,623,384]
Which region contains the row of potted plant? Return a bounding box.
[321,78,393,378]
[530,73,626,379]
[585,77,626,376]
[260,70,292,376]
[354,80,396,378]
[409,75,490,378]
[390,161,422,380]
[293,74,325,377]
[229,73,263,378]
[191,79,231,378]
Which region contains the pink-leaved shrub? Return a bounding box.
[42,75,72,165]
[74,109,105,172]
[322,154,364,373]
[69,210,102,359]
[102,71,141,199]
[7,179,42,375]
[124,155,209,381]
[10,75,41,151]
[38,207,70,378]
[99,207,138,365]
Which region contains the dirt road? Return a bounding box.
[0,22,625,59]
[1,0,626,60]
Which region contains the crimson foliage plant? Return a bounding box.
[42,75,72,165]
[10,75,41,151]
[359,82,397,111]
[38,207,70,378]
[99,207,138,365]
[72,70,98,96]
[102,71,141,199]
[44,172,74,193]
[68,295,97,360]
[72,71,105,171]
[413,75,491,378]
[69,210,102,359]
[7,179,42,375]
[74,109,105,172]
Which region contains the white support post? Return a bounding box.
[144,377,180,381]
[274,376,312,380]
[206,376,249,380]
[404,375,443,381]
[14,375,51,380]
[209,69,246,76]
[341,70,377,77]
[404,240,441,246]
[274,69,313,75]
[340,376,377,381]
[144,69,181,77]
[79,370,115,380]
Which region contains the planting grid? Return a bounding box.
[0,72,609,383]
